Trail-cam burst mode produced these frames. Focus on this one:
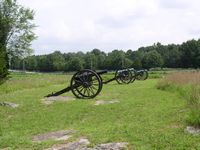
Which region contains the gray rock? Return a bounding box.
[43,96,75,105]
[44,138,90,150]
[0,102,19,108]
[185,126,200,135]
[0,148,11,150]
[45,139,128,150]
[95,100,120,106]
[94,142,128,150]
[32,130,75,142]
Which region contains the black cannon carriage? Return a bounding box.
[45,68,148,99]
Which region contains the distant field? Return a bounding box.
[1,72,200,149]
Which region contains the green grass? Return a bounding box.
[1,72,200,149]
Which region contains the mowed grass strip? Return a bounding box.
[1,73,200,149]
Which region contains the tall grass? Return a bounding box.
[157,71,200,127]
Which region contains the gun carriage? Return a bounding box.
[45,68,148,99]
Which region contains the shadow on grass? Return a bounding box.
[0,74,11,85]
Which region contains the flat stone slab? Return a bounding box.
[44,138,90,150]
[95,100,120,106]
[45,138,128,150]
[0,102,19,108]
[185,126,200,135]
[43,96,75,105]
[32,130,75,142]
[93,142,128,150]
[0,148,11,150]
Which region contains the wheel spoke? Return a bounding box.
[86,88,90,97]
[78,75,84,83]
[74,79,82,84]
[78,86,84,93]
[91,85,98,90]
[83,88,87,95]
[89,86,95,95]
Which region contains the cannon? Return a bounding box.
[45,69,133,99]
[135,69,148,80]
[114,69,133,84]
[127,68,148,83]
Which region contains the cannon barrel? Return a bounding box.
[75,70,108,80]
[96,70,108,75]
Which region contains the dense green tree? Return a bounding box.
[0,46,7,78]
[132,58,142,69]
[0,0,36,78]
[25,56,37,71]
[10,39,200,72]
[142,50,164,69]
[180,39,200,68]
[84,53,97,69]
[105,50,125,69]
[165,44,181,68]
[68,57,83,71]
[50,51,65,71]
[123,58,132,68]
[91,49,106,69]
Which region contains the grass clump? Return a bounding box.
[187,86,200,127]
[157,71,200,127]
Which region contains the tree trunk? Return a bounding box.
[0,44,8,79]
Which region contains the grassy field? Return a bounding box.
[1,72,200,149]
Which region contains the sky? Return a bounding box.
[18,0,200,55]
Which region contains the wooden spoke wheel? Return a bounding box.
[115,69,132,84]
[136,70,148,80]
[130,69,137,83]
[115,70,123,84]
[70,69,103,98]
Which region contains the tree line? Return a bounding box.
[1,0,200,77]
[10,39,200,72]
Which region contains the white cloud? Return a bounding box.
[18,0,200,54]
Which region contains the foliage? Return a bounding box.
[180,39,200,68]
[67,57,83,71]
[10,39,200,72]
[142,50,164,69]
[0,0,36,78]
[0,46,8,78]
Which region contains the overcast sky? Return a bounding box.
[18,0,200,55]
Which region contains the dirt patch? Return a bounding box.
[42,96,75,105]
[32,130,75,142]
[185,126,200,135]
[0,102,19,108]
[94,100,120,106]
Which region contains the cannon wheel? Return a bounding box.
[115,69,132,84]
[136,70,148,80]
[70,69,103,99]
[115,70,123,84]
[130,69,137,83]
